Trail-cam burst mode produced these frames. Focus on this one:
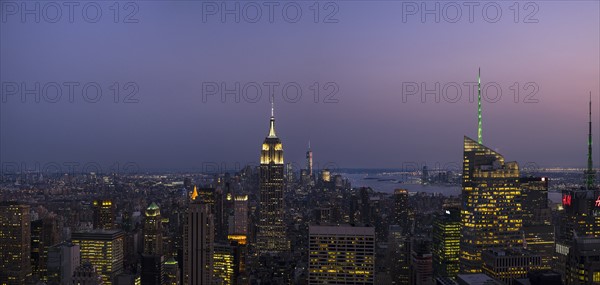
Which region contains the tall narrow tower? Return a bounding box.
[585,93,595,190]
[307,140,313,178]
[256,97,289,254]
[141,202,164,285]
[477,68,482,144]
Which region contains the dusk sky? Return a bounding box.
[1,1,599,172]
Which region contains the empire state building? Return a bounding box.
[256,100,289,254]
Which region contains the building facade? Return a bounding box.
[183,200,214,284]
[433,209,461,279]
[460,136,522,273]
[0,203,32,285]
[46,242,81,285]
[71,230,125,285]
[308,225,375,284]
[92,200,115,230]
[393,189,410,234]
[481,249,543,285]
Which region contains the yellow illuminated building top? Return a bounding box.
[190,185,198,200]
[227,234,247,245]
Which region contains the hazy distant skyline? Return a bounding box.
[1,1,599,171]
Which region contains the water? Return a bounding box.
[341,172,460,196]
[341,171,564,201]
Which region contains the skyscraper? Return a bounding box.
[307,140,313,179]
[477,68,482,145]
[393,188,410,233]
[460,137,522,273]
[460,70,522,273]
[31,219,44,278]
[387,225,410,284]
[308,225,375,284]
[183,198,214,284]
[232,194,248,236]
[71,230,125,285]
[520,177,554,269]
[558,96,600,242]
[521,177,551,225]
[432,208,460,279]
[143,202,163,255]
[215,184,234,243]
[523,224,554,270]
[256,99,289,254]
[93,200,115,230]
[565,236,600,285]
[556,94,599,281]
[0,203,32,285]
[141,203,164,285]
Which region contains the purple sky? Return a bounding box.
[1,1,599,172]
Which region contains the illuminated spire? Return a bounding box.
[307,140,313,178]
[268,93,277,138]
[586,92,595,189]
[477,68,482,144]
[191,185,198,201]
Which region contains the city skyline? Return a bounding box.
[3,1,600,284]
[1,2,599,170]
